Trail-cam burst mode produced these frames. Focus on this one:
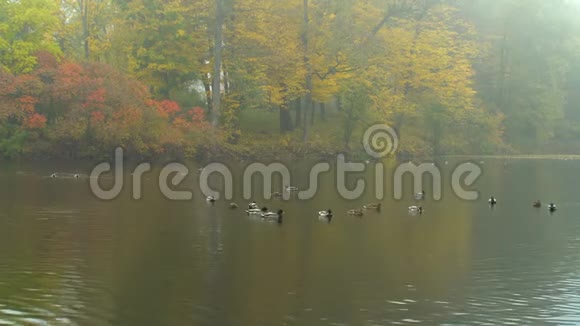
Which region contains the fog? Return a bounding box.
[0,0,579,159]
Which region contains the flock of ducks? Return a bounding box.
[206,189,559,223]
[206,185,302,224]
[489,196,557,212]
[50,173,81,179]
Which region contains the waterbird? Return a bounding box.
[533,200,542,208]
[408,206,423,214]
[261,209,284,224]
[229,203,238,209]
[246,206,268,214]
[206,195,216,202]
[347,209,363,216]
[248,201,258,209]
[548,203,557,212]
[488,196,497,205]
[285,185,299,192]
[318,209,332,217]
[414,191,425,200]
[50,173,57,178]
[363,203,381,210]
[73,174,80,179]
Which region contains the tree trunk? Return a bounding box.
[80,0,90,60]
[203,77,213,114]
[295,98,302,127]
[310,100,316,126]
[223,62,229,94]
[279,105,294,132]
[319,102,326,121]
[343,100,355,149]
[211,0,224,126]
[301,0,312,141]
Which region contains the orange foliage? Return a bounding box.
[18,96,38,113]
[91,110,105,123]
[24,113,47,129]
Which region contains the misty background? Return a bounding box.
[1,0,579,160]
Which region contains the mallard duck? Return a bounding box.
[548,203,557,212]
[488,196,497,205]
[248,201,258,209]
[246,206,268,214]
[414,191,425,200]
[229,203,238,209]
[206,195,216,202]
[408,206,423,214]
[262,209,284,223]
[347,209,363,216]
[285,185,298,192]
[318,209,332,217]
[363,203,381,210]
[533,200,541,208]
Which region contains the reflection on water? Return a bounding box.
[0,158,580,325]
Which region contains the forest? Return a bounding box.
[0,0,579,160]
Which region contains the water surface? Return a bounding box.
[1,158,580,325]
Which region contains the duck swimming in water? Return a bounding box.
[414,191,425,200]
[533,200,541,208]
[262,209,284,224]
[248,201,258,209]
[206,195,216,202]
[408,206,423,214]
[488,196,497,205]
[262,209,284,218]
[246,206,268,214]
[548,203,557,212]
[347,209,363,216]
[363,203,381,211]
[318,209,332,217]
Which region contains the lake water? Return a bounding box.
[1,157,580,325]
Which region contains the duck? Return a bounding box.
[50,173,57,178]
[248,201,258,209]
[246,206,268,214]
[347,209,363,216]
[363,203,381,210]
[548,203,557,212]
[229,203,238,209]
[488,196,497,205]
[206,195,216,202]
[261,209,284,220]
[533,200,541,208]
[408,206,423,214]
[73,174,80,179]
[414,191,425,200]
[318,209,332,217]
[285,185,299,192]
